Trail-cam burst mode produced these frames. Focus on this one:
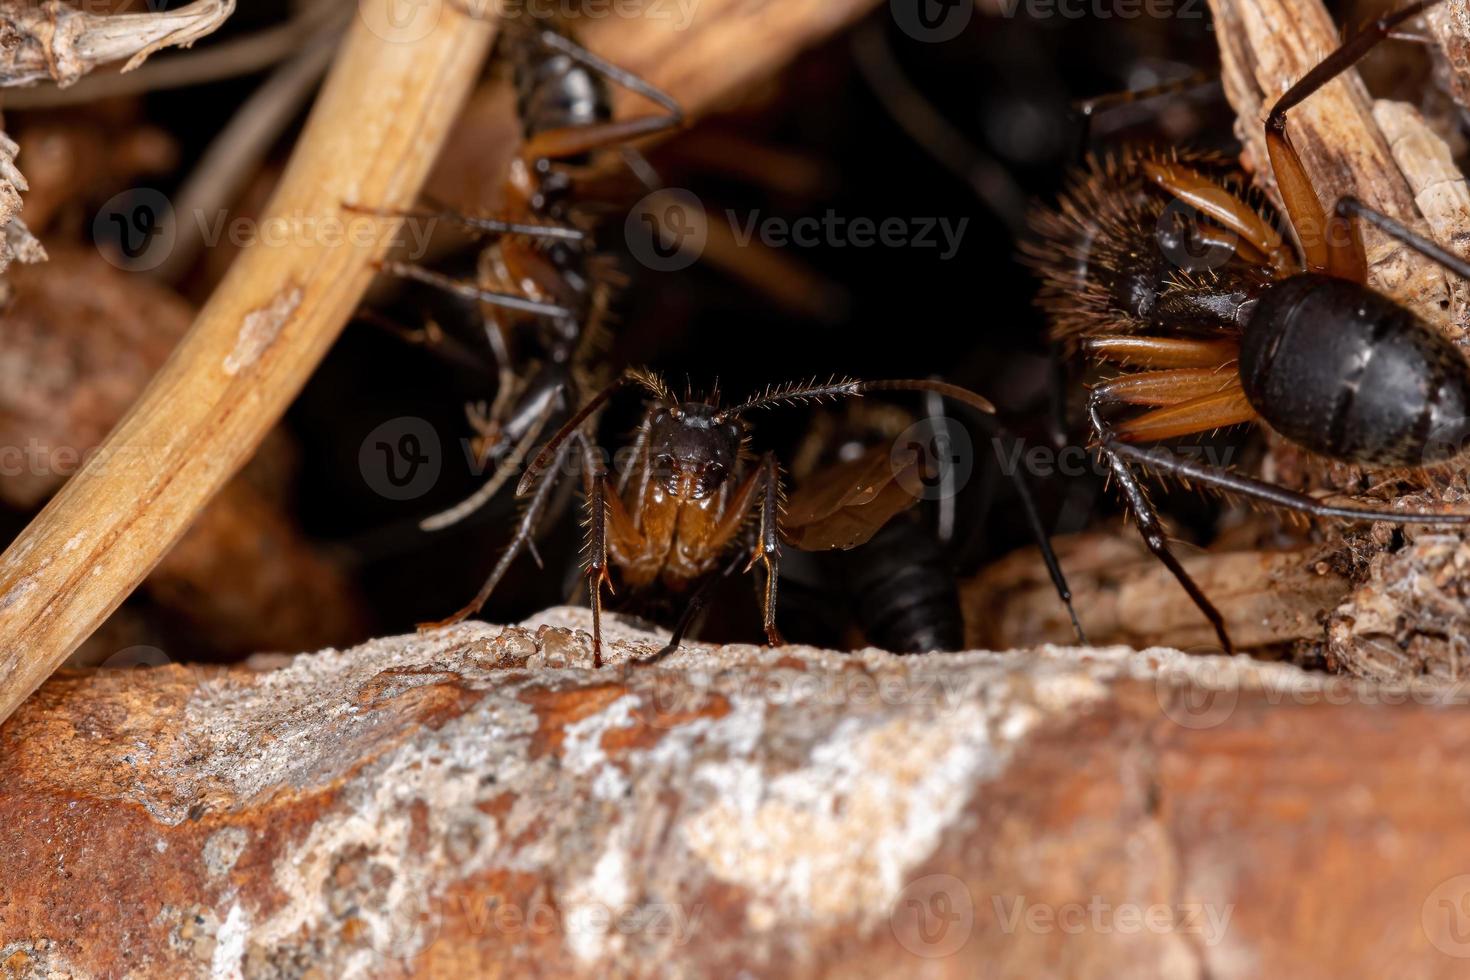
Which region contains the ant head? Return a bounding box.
[647,402,744,500]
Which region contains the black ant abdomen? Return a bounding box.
[1240,273,1470,468]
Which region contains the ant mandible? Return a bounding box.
[1029,0,1470,653]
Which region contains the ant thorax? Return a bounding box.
[1025,148,1279,342]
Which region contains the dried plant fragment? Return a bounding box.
[0,0,235,88]
[0,131,44,282]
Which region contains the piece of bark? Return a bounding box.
[1428,0,1470,111]
[0,0,232,284]
[1209,0,1452,324]
[0,129,45,283]
[5,607,1470,977]
[963,531,1351,652]
[1374,98,1470,340]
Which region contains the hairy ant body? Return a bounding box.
[1028,0,1470,652]
[354,6,681,530]
[428,371,1076,665]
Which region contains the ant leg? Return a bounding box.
[648,551,747,662]
[1336,197,1470,282]
[344,203,584,241]
[1088,396,1234,653]
[418,398,555,532]
[519,367,675,495]
[578,433,616,669]
[1265,0,1445,280]
[513,24,682,161]
[923,387,957,544]
[1139,159,1295,274]
[419,431,576,630]
[974,415,1087,645]
[1106,438,1470,526]
[618,411,652,496]
[1072,71,1218,160]
[376,260,572,319]
[744,453,785,646]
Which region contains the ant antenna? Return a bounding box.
[516,368,674,495]
[717,377,864,419]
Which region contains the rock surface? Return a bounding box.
[4,608,1470,977]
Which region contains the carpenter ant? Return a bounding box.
[1027,0,1470,653]
[424,371,1083,665]
[351,5,682,532]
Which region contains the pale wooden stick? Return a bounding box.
[963,533,1351,652]
[1209,0,1452,323]
[0,6,497,724]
